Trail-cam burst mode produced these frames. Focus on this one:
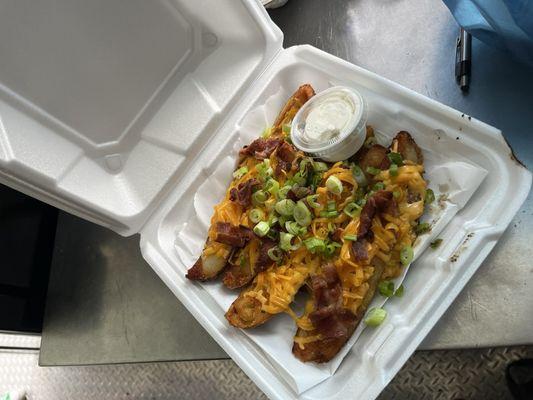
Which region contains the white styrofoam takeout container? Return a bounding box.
[0,1,530,399]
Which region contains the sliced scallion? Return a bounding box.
[312,161,329,172]
[252,190,268,205]
[278,185,291,199]
[253,221,270,237]
[352,164,368,186]
[415,222,431,234]
[249,208,264,224]
[233,166,248,179]
[267,246,284,262]
[343,234,357,241]
[326,175,343,195]
[373,182,385,191]
[265,178,279,196]
[343,202,361,218]
[394,284,404,297]
[294,201,312,226]
[425,188,435,204]
[275,199,295,216]
[387,152,403,166]
[389,163,399,177]
[364,308,387,327]
[303,237,326,254]
[378,280,395,297]
[400,245,414,266]
[282,124,291,134]
[366,166,381,176]
[393,190,401,199]
[306,194,321,209]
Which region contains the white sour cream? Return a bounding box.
[303,93,357,143]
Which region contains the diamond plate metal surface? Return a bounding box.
[1,344,531,399]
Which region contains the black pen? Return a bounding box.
[455,28,472,92]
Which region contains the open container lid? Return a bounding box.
[0,0,282,235]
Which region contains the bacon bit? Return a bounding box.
[275,141,297,175]
[330,228,343,243]
[214,222,254,248]
[239,137,282,160]
[254,237,277,273]
[352,190,393,261]
[229,178,260,207]
[308,264,356,339]
[287,186,312,201]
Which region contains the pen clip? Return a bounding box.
[455,36,462,83]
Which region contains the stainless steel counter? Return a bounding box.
[40,0,532,366]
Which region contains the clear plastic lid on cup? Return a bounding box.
[290,86,367,162]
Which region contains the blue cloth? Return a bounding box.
[443,0,533,66]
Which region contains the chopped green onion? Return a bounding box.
[253,221,270,237]
[256,159,273,179]
[327,200,336,211]
[306,194,321,209]
[252,190,269,205]
[343,202,361,218]
[278,185,291,199]
[292,185,310,199]
[430,238,443,249]
[285,221,306,236]
[324,241,341,258]
[394,284,404,297]
[267,246,284,262]
[425,188,435,204]
[393,190,401,199]
[373,182,385,191]
[326,175,343,195]
[387,152,403,166]
[343,234,357,241]
[389,163,399,177]
[282,124,291,134]
[261,126,272,138]
[233,166,248,179]
[294,200,312,226]
[312,161,329,172]
[415,222,431,234]
[400,245,414,266]
[299,158,311,176]
[378,280,395,297]
[275,199,295,216]
[277,215,288,227]
[289,171,307,186]
[268,214,278,227]
[320,210,339,218]
[366,166,381,176]
[364,307,387,327]
[249,208,264,224]
[279,232,294,251]
[303,237,326,254]
[352,164,368,186]
[265,178,279,196]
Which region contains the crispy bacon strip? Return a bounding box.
[214,222,254,248]
[239,137,283,160]
[275,141,297,175]
[229,178,260,207]
[292,259,385,363]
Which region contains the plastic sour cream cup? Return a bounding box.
[290,86,367,162]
